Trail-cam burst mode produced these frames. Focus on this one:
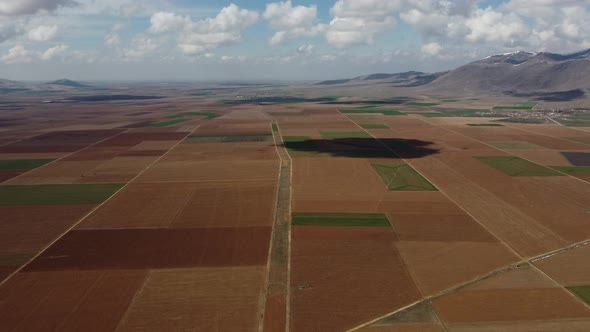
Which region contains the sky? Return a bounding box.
[0,0,589,81]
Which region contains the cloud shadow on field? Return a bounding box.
[279,137,439,159]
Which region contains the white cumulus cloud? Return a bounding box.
[28,25,59,42]
[0,0,74,16]
[41,44,68,60]
[104,23,125,47]
[325,0,403,48]
[149,4,259,56]
[421,42,442,56]
[0,44,34,64]
[264,1,325,45]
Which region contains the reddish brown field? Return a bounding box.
[169,141,278,161]
[80,181,277,229]
[79,182,196,228]
[118,266,266,331]
[0,269,147,331]
[389,213,497,242]
[294,191,464,215]
[292,158,389,203]
[534,244,590,286]
[6,156,157,184]
[434,285,590,323]
[61,146,130,161]
[94,132,188,147]
[25,227,271,271]
[358,325,446,332]
[0,169,25,182]
[395,241,518,296]
[136,159,279,182]
[291,225,421,332]
[0,129,124,153]
[0,205,95,255]
[428,264,590,331]
[172,181,277,228]
[263,292,288,332]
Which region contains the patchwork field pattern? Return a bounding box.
[1,92,590,332]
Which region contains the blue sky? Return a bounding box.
[0,0,589,81]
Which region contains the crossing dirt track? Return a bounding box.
[1,88,590,332]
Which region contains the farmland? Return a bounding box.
[1,85,590,332]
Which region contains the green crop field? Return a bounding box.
[291,212,391,227]
[166,112,218,119]
[567,286,590,305]
[404,112,452,117]
[360,124,390,129]
[0,183,124,206]
[434,108,494,117]
[340,108,404,116]
[272,123,279,132]
[372,164,438,191]
[0,159,54,170]
[488,141,542,149]
[493,106,534,110]
[467,123,504,127]
[475,156,564,177]
[555,113,590,127]
[146,119,189,127]
[406,102,441,107]
[549,166,590,175]
[320,131,371,138]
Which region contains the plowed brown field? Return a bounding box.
[291,225,421,331]
[25,227,271,270]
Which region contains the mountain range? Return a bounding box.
[316,48,590,100]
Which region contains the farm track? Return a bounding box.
[259,121,292,332]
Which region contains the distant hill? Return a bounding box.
[315,71,427,86]
[0,79,31,93]
[423,49,590,97]
[47,79,90,88]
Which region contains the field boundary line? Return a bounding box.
[0,129,194,287]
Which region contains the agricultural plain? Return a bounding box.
[1,84,590,331]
